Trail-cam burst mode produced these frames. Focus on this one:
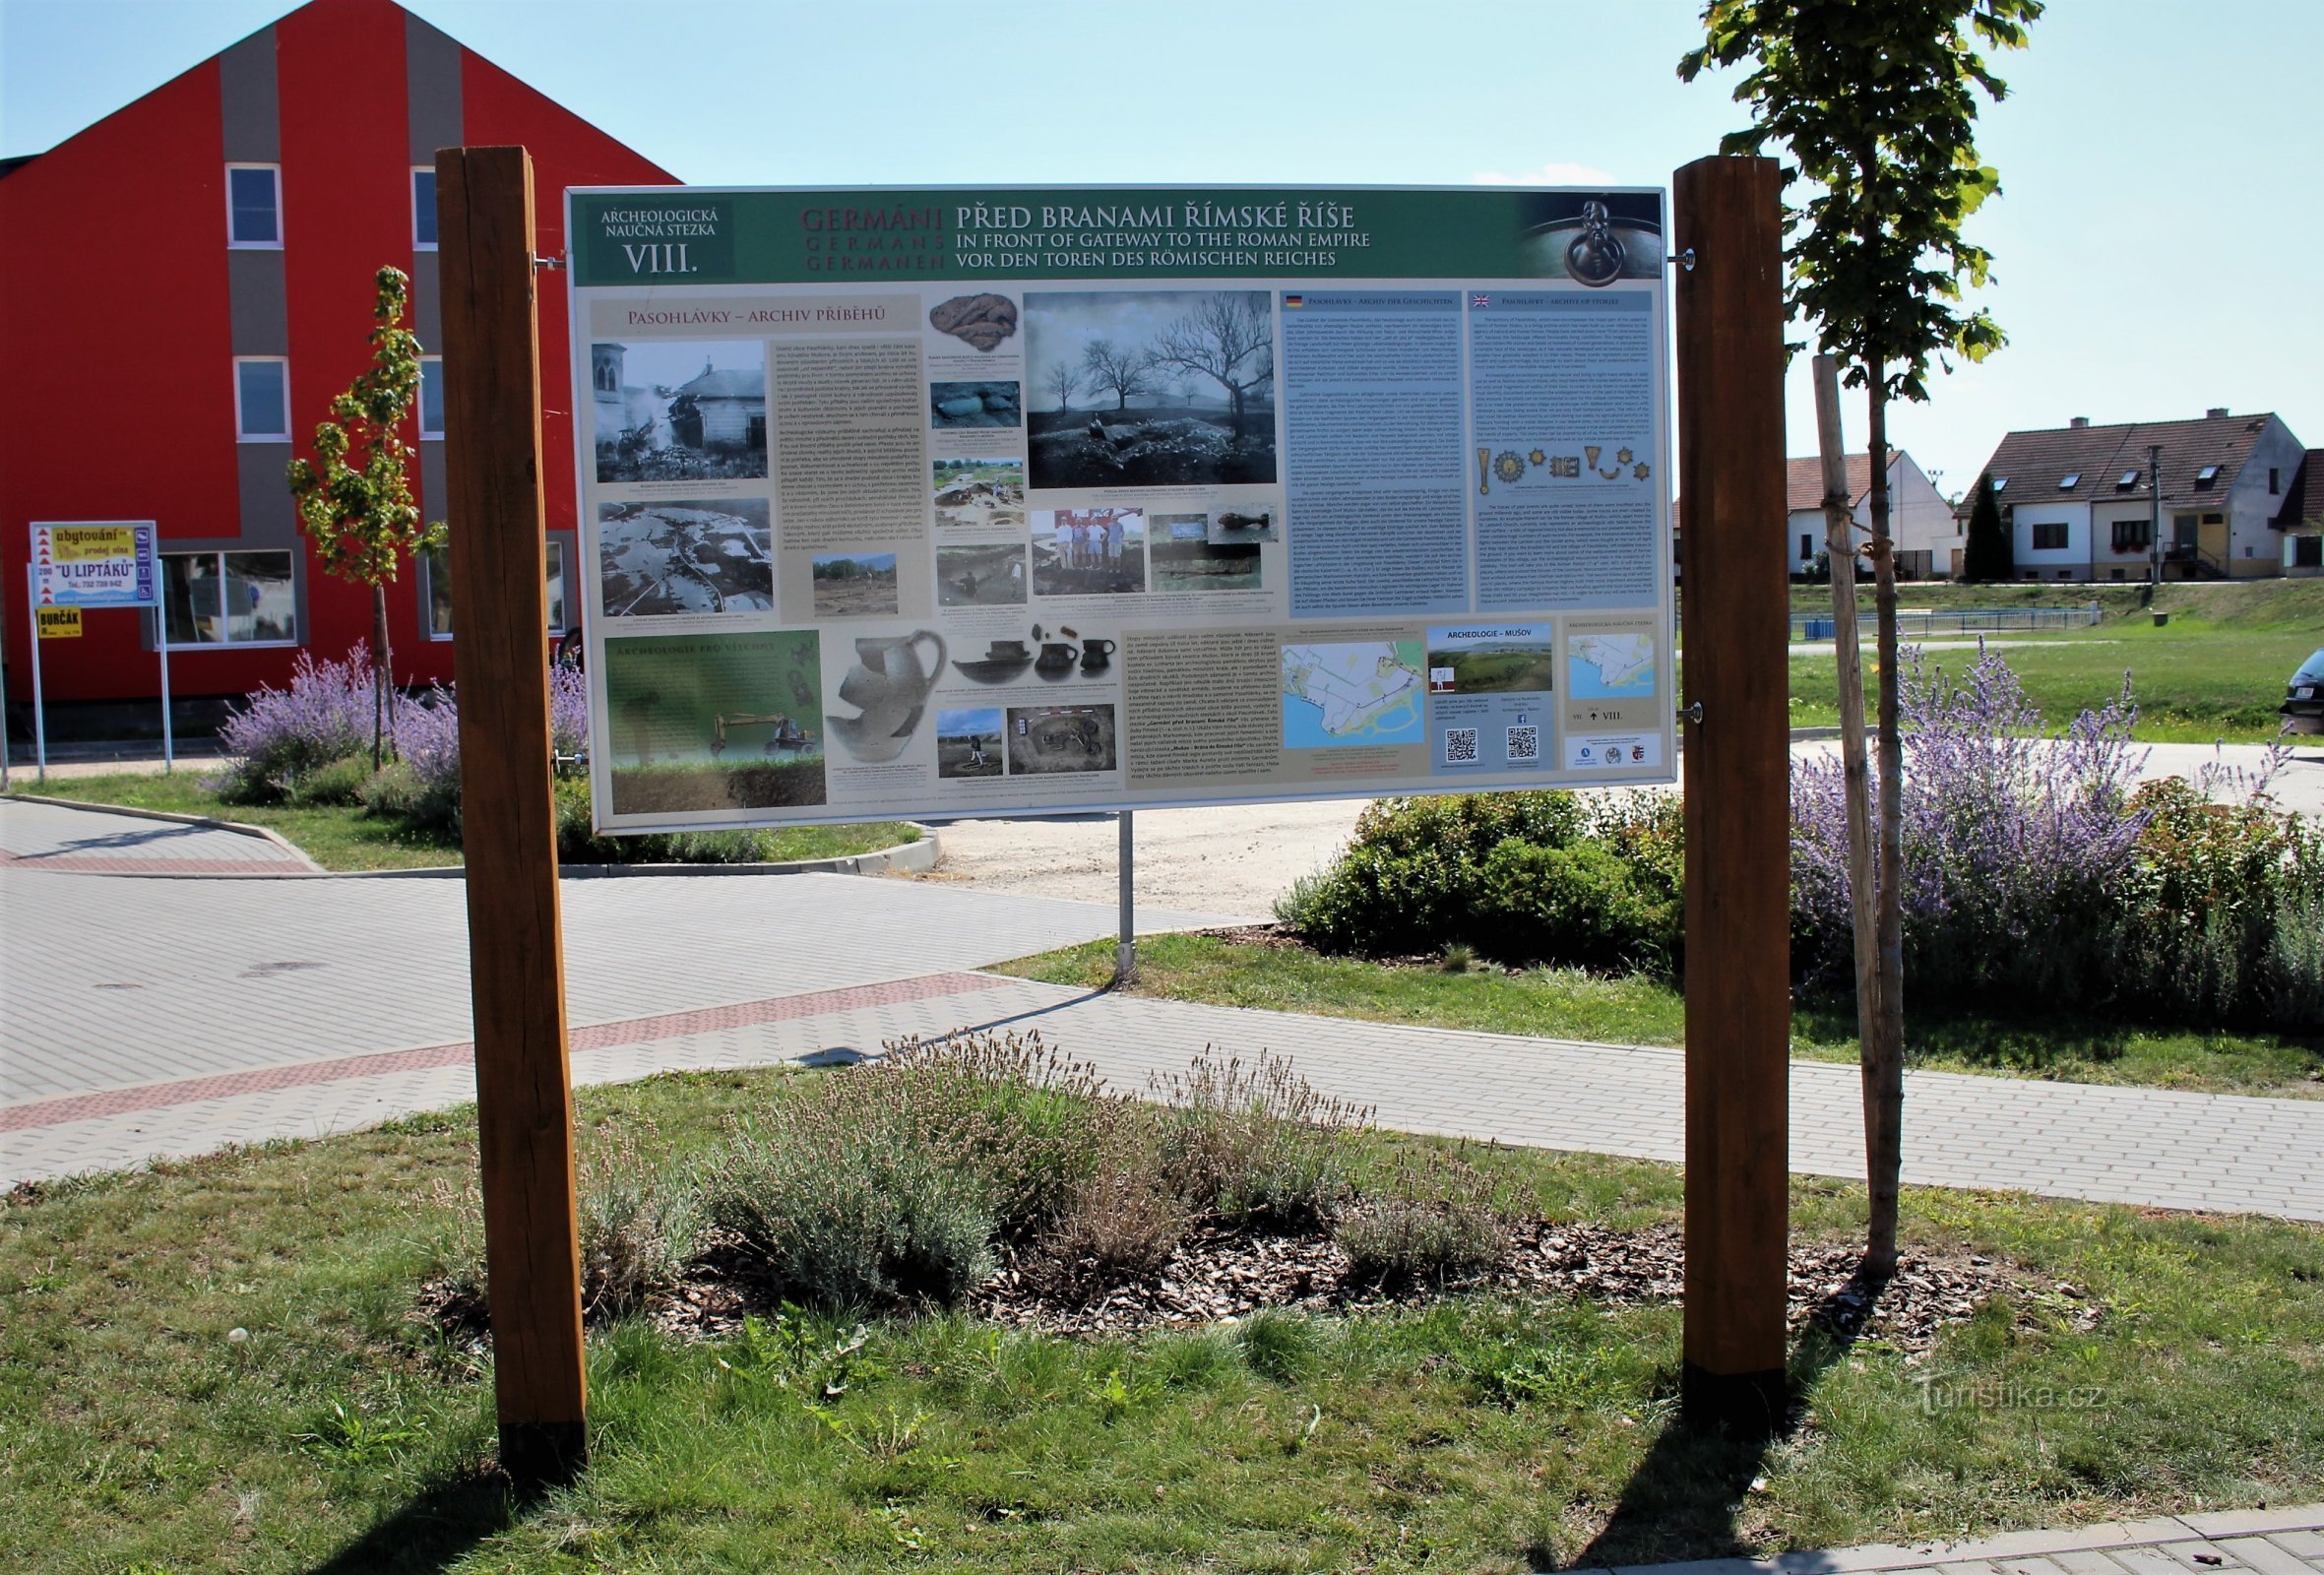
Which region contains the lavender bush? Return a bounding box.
[1792,645,2321,1029]
[210,649,384,802]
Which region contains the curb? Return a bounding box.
[2,793,936,882]
[1,790,325,871]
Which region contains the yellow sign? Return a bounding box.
[35,605,83,640]
[47,526,140,562]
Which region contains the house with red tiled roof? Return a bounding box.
[1777,449,1956,579]
[1973,409,2308,582]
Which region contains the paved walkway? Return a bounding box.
[1604,1505,2324,1575]
[0,796,317,874]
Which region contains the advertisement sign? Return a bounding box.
[34,606,83,640]
[31,522,158,608]
[567,185,1674,831]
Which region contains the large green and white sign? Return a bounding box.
[567,184,1674,831]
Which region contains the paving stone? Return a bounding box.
[2205,1541,2314,1575]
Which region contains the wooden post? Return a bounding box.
[436,145,588,1486]
[1673,155,1790,1429]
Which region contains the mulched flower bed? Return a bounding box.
[421,1219,2097,1359]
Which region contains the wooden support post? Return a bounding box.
[1673,155,1790,1430]
[436,145,588,1486]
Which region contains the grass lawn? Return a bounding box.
[7,773,918,874]
[997,933,2324,1098]
[1774,580,2324,743]
[5,1068,2321,1574]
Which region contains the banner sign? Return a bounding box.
[31,522,158,608]
[567,184,1674,831]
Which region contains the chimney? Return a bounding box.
[2206,407,2229,419]
[2069,415,2090,428]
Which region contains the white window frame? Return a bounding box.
[2059,472,2080,489]
[411,166,438,251]
[224,161,283,249]
[233,356,292,442]
[161,548,301,651]
[421,534,571,641]
[418,355,445,439]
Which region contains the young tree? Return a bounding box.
[1044,358,1084,415]
[285,265,446,770]
[1962,472,2011,581]
[1147,293,1274,436]
[1080,339,1152,410]
[1680,0,2041,1275]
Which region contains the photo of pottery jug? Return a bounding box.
[830,629,946,762]
[1079,637,1116,673]
[1034,641,1077,676]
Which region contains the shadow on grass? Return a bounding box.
[1793,993,2138,1073]
[302,1471,529,1575]
[1563,1264,1891,1571]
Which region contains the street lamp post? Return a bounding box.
[2148,444,2163,585]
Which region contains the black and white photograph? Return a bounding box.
[1025,290,1277,489]
[936,543,1028,607]
[598,498,774,616]
[936,706,1005,779]
[810,551,899,618]
[930,380,1021,429]
[1032,508,1146,597]
[1151,515,1262,594]
[932,458,1026,533]
[591,340,768,482]
[1006,703,1117,776]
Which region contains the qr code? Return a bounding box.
[1505,724,1539,761]
[1444,727,1479,763]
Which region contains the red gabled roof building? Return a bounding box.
[0,0,673,732]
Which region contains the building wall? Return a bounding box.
[2009,499,2091,581]
[0,0,671,714]
[2227,417,2306,577]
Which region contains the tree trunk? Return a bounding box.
[1811,359,1883,1228]
[1864,374,1906,1279]
[371,582,393,774]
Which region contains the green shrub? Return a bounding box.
[359,756,457,830]
[1278,790,1684,975]
[698,1033,1126,1310]
[286,754,375,808]
[1151,1048,1368,1229]
[1336,1147,1509,1288]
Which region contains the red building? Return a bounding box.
[0,0,672,736]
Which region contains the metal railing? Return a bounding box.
[1790,604,2105,642]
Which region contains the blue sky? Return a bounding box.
[6,0,2318,492]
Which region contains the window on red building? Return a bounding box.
[163,550,297,647]
[234,358,290,441]
[225,164,281,247]
[412,168,437,250]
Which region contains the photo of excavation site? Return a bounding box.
[1150,514,1261,594]
[931,381,1021,428]
[932,459,1026,533]
[1025,289,1277,490]
[592,340,768,483]
[810,552,899,617]
[1032,508,1146,597]
[1006,704,1117,776]
[598,499,774,617]
[936,707,1005,780]
[599,629,826,815]
[1425,628,1557,694]
[937,543,1027,607]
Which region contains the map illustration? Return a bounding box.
[1567,634,1656,699]
[1283,640,1425,748]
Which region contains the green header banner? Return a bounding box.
[571,186,1665,288]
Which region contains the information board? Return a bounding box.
[31,522,158,608]
[566,185,1674,831]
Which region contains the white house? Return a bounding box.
[1976,410,2308,582]
[1780,450,1956,578]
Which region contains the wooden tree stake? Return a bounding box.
[1674,154,1791,1430]
[436,144,588,1486]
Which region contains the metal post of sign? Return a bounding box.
[1115,810,1136,984]
[156,607,174,774]
[27,566,47,786]
[1,572,11,791]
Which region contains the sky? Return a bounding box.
[5,0,2319,495]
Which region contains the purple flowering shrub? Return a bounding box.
[210,648,383,802]
[1792,645,2322,1029]
[369,662,595,830]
